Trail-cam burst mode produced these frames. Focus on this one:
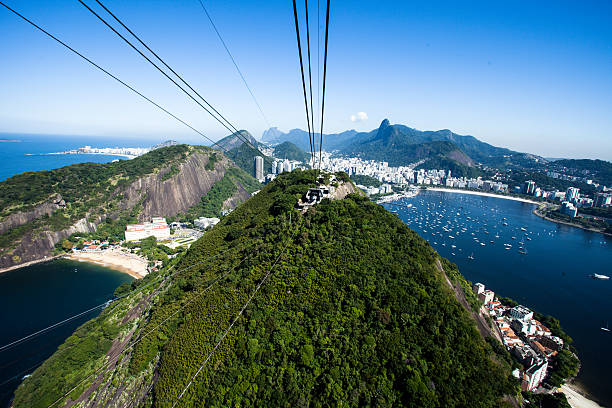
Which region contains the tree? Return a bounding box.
[61,239,73,251]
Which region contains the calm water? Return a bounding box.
[0,259,132,407]
[0,133,164,182]
[385,190,612,406]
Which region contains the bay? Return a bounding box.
[0,259,132,407]
[384,190,612,406]
[0,133,164,182]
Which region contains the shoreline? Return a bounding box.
[562,383,605,408]
[67,250,148,279]
[39,152,136,159]
[426,187,541,205]
[0,251,147,279]
[533,207,611,237]
[0,255,62,274]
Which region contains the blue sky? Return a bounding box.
[1,0,611,160]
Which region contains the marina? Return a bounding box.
[384,189,612,406]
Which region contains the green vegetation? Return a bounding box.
[545,210,611,233]
[177,167,260,222]
[13,304,122,407]
[579,206,612,219]
[205,152,218,171]
[350,174,381,187]
[0,145,196,251]
[551,159,612,186]
[0,145,191,215]
[523,392,571,408]
[14,170,517,407]
[417,155,483,178]
[273,141,309,162]
[161,164,181,181]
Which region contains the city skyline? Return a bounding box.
[1,0,611,160]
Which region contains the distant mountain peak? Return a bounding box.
[379,119,391,130]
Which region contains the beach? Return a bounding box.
[562,384,605,408]
[426,187,541,205]
[67,249,148,279]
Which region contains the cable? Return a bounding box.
[0,245,236,354]
[0,0,230,152]
[292,0,315,168]
[304,0,316,168]
[170,223,299,408]
[318,0,330,174]
[90,0,266,159]
[47,249,250,408]
[196,0,271,129]
[78,0,255,152]
[92,0,254,153]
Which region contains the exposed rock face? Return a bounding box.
[332,181,358,200]
[0,194,65,235]
[118,152,229,222]
[3,217,98,267]
[0,151,251,270]
[222,182,251,211]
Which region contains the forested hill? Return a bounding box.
[0,145,259,269]
[272,141,309,162]
[264,120,546,170]
[13,170,517,407]
[218,130,275,174]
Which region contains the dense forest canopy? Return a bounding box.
[14,170,517,407]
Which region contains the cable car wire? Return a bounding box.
[0,0,232,153]
[78,0,256,151]
[318,0,330,173]
[196,0,271,129]
[170,222,299,408]
[292,0,315,167]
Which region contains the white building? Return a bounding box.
[194,217,220,229]
[254,156,264,180]
[561,201,578,218]
[478,289,495,305]
[473,282,485,295]
[522,360,548,391]
[510,305,534,321]
[125,217,170,241]
[565,187,580,203]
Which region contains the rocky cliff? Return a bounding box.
[0,146,259,270]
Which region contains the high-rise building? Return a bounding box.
[522,180,536,195]
[565,187,580,203]
[594,192,612,208]
[561,201,578,218]
[254,156,264,180]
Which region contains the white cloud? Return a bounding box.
[350,112,368,123]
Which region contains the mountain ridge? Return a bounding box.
[12,170,517,407]
[263,120,547,170]
[0,145,259,270]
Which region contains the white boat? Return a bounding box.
[592,274,610,280]
[468,253,475,260]
[602,322,610,332]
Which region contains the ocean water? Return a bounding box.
[384,190,612,406]
[0,133,165,182]
[0,259,132,407]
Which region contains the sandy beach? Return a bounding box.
[426,187,541,205]
[562,384,605,408]
[68,249,148,279]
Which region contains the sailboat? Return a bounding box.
[602,322,610,333]
[468,252,475,260]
